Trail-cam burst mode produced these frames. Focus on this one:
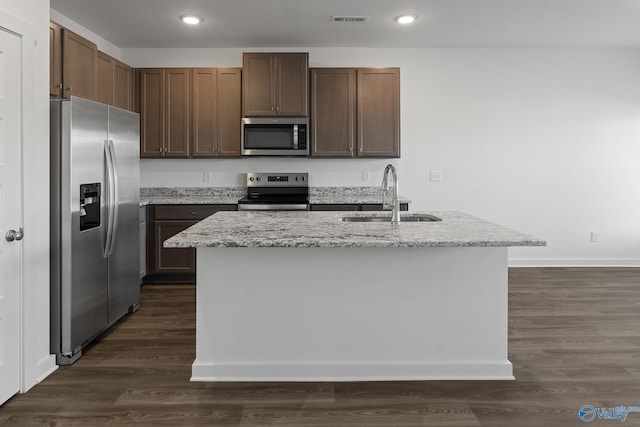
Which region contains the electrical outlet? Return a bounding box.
[430,171,442,182]
[362,171,371,182]
[591,231,599,243]
[203,172,213,183]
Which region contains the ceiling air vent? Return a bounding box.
[331,16,370,23]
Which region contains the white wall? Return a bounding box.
[0,0,57,392]
[124,46,640,266]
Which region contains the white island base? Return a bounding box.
[192,246,514,382]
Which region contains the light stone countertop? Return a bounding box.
[164,210,546,248]
[139,187,411,206]
[139,187,245,206]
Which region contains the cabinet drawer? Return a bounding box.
[153,204,235,220]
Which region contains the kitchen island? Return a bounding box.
[165,211,545,382]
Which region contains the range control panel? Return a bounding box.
[246,173,308,187]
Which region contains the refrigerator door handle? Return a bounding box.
[103,140,116,258]
[107,140,119,257]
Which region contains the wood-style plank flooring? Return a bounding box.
[1,268,639,426]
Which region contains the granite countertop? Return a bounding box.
[139,187,245,205]
[164,211,546,249]
[308,187,411,205]
[139,187,411,206]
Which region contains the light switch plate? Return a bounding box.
[430,171,442,182]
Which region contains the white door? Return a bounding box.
[0,27,22,405]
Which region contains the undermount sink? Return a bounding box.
[340,214,442,223]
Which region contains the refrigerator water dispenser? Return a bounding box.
[79,183,101,231]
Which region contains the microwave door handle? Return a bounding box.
[293,125,298,149]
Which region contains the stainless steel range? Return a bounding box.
[238,173,309,211]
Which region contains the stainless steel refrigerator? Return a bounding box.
[50,96,140,365]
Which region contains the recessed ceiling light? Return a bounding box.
[180,15,202,25]
[395,15,416,25]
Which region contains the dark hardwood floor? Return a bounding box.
[1,268,639,426]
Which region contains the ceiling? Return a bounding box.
[50,0,640,48]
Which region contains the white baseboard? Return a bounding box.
[509,258,640,267]
[191,361,515,382]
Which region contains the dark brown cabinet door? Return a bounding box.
[49,22,63,97]
[152,220,197,274]
[132,68,141,113]
[356,68,400,157]
[113,60,133,111]
[242,53,275,116]
[277,53,309,116]
[140,69,165,157]
[192,68,242,157]
[165,69,190,157]
[191,68,217,157]
[310,68,356,157]
[217,68,242,156]
[242,53,308,117]
[95,51,113,105]
[62,29,97,100]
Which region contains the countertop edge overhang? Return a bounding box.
[164,211,546,249]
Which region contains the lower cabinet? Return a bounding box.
[309,204,408,211]
[309,204,358,211]
[145,203,408,283]
[145,204,236,283]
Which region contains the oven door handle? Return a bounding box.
[238,204,309,211]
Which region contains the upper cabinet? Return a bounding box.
[192,68,242,157]
[62,29,98,100]
[311,68,400,158]
[95,51,114,105]
[140,68,190,158]
[113,60,134,111]
[50,21,135,111]
[310,68,356,157]
[357,68,400,157]
[242,53,308,117]
[49,23,98,100]
[49,22,63,97]
[141,68,242,158]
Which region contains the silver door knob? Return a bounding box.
[5,228,23,242]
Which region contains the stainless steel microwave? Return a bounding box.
[241,117,309,156]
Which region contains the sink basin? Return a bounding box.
[340,214,442,223]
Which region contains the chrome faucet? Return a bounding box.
[381,164,400,224]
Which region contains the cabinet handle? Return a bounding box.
[159,147,163,153]
[191,211,198,215]
[56,83,63,89]
[164,147,168,153]
[349,146,353,154]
